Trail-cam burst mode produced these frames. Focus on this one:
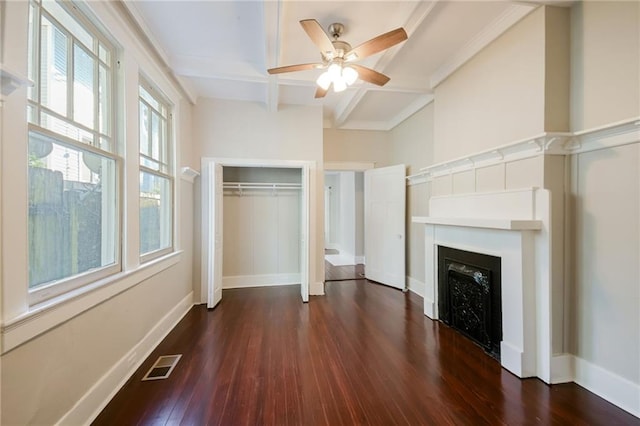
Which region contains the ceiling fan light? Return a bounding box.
[342,66,358,85]
[328,63,342,80]
[316,72,332,90]
[333,78,347,93]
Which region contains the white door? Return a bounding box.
[300,166,310,302]
[364,164,406,289]
[204,162,223,309]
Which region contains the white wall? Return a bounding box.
[324,128,391,166]
[193,99,324,294]
[567,0,640,408]
[354,172,364,258]
[324,173,340,247]
[571,144,639,383]
[433,7,546,163]
[0,2,195,424]
[338,172,357,261]
[323,171,362,263]
[222,168,301,287]
[570,1,640,131]
[390,105,434,293]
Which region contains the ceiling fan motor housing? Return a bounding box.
[329,40,352,60]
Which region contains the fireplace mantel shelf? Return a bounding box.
[412,216,542,231]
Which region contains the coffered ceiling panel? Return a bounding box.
[126,1,541,130]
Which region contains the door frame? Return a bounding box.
[201,157,314,306]
[323,162,374,276]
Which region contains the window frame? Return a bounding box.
[26,0,121,305]
[138,77,175,263]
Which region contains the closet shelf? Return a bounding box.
[223,182,302,192]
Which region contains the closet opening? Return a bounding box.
[222,167,303,289]
[201,159,312,307]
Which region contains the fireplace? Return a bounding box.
[414,188,551,379]
[438,246,502,359]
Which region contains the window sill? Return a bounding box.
[1,251,183,354]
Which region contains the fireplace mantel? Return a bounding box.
[413,187,557,383]
[412,216,542,230]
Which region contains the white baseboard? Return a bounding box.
[574,355,640,418]
[56,292,194,426]
[222,273,300,289]
[500,341,532,378]
[424,296,435,319]
[406,276,425,297]
[550,354,574,384]
[355,255,365,265]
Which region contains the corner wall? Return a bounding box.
[390,105,434,295]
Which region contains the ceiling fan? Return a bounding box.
[267,20,408,98]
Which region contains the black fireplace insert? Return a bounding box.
[438,246,502,359]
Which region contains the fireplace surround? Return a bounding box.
[413,188,556,381]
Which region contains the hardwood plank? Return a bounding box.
[93,282,640,426]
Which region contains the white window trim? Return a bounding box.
[138,77,175,262]
[26,0,122,304]
[3,251,182,353]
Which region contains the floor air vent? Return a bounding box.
[141,354,182,381]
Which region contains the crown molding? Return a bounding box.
[429,3,538,89]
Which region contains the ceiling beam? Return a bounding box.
[263,0,282,112]
[333,0,440,128]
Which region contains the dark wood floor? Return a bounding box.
[94,281,639,425]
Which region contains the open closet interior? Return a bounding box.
[222,166,303,289]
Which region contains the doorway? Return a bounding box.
[323,170,365,282]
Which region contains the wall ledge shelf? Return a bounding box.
[412,216,542,231]
[1,64,32,98]
[406,117,640,181]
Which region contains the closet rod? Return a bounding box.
[223,182,301,189]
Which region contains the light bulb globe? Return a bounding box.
[316,72,332,90]
[333,78,347,92]
[343,67,358,85]
[328,63,342,80]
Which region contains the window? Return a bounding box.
[27,0,118,302]
[139,81,173,261]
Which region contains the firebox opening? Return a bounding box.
[438,246,502,360]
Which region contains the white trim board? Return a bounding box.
[2,251,182,353]
[56,292,194,425]
[222,274,300,289]
[411,117,640,181]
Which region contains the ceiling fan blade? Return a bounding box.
[300,19,336,57]
[315,85,329,98]
[350,64,390,86]
[345,28,408,60]
[267,63,322,74]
